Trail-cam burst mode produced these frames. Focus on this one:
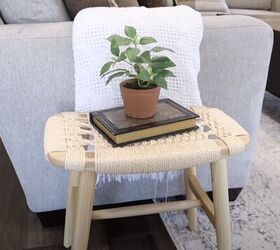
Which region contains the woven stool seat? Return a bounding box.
[44,106,249,174]
[44,106,250,250]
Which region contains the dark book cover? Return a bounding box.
[90,99,199,136]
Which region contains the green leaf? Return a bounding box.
[124,26,137,38]
[100,61,114,76]
[151,56,176,68]
[125,48,140,62]
[107,35,132,46]
[152,68,162,74]
[128,74,137,78]
[134,56,145,63]
[151,46,175,53]
[116,52,127,62]
[137,69,151,82]
[156,69,176,78]
[141,51,151,61]
[101,69,129,78]
[154,75,167,89]
[134,64,145,73]
[111,39,120,57]
[106,72,127,85]
[133,51,151,64]
[139,36,157,45]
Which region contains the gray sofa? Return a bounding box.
[0,15,273,212]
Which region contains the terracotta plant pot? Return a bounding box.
[120,79,160,119]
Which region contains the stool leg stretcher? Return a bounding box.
[91,200,202,220]
[188,174,215,227]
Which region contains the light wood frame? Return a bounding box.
[62,160,236,250]
[51,135,249,250]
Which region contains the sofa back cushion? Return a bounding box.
[138,0,173,7]
[0,0,70,24]
[176,0,229,13]
[115,0,141,6]
[64,0,139,20]
[226,0,272,10]
[64,0,110,19]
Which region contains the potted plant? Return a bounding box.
[100,26,176,119]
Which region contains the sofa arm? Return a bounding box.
[0,22,74,212]
[0,17,273,212]
[199,15,273,191]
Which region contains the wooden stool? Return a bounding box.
[44,107,249,250]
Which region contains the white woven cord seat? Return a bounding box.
[44,106,249,174]
[44,106,249,250]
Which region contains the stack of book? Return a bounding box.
[90,99,199,147]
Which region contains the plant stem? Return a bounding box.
[142,81,150,88]
[137,79,142,88]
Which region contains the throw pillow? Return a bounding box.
[138,0,174,7]
[176,0,229,13]
[113,0,140,7]
[0,0,70,24]
[64,0,139,20]
[64,0,111,19]
[226,0,271,10]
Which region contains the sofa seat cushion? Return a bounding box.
[176,0,229,13]
[230,9,280,16]
[0,0,70,24]
[226,0,271,10]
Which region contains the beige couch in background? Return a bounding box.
[228,0,280,16]
[176,0,280,16]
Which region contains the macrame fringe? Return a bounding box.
[96,170,182,185]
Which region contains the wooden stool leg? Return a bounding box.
[72,172,97,250]
[184,167,198,231]
[211,159,231,250]
[64,171,80,248]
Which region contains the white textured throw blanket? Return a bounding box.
[73,6,203,183]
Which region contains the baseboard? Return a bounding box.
[37,187,242,228]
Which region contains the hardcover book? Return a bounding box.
[90,99,199,147]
